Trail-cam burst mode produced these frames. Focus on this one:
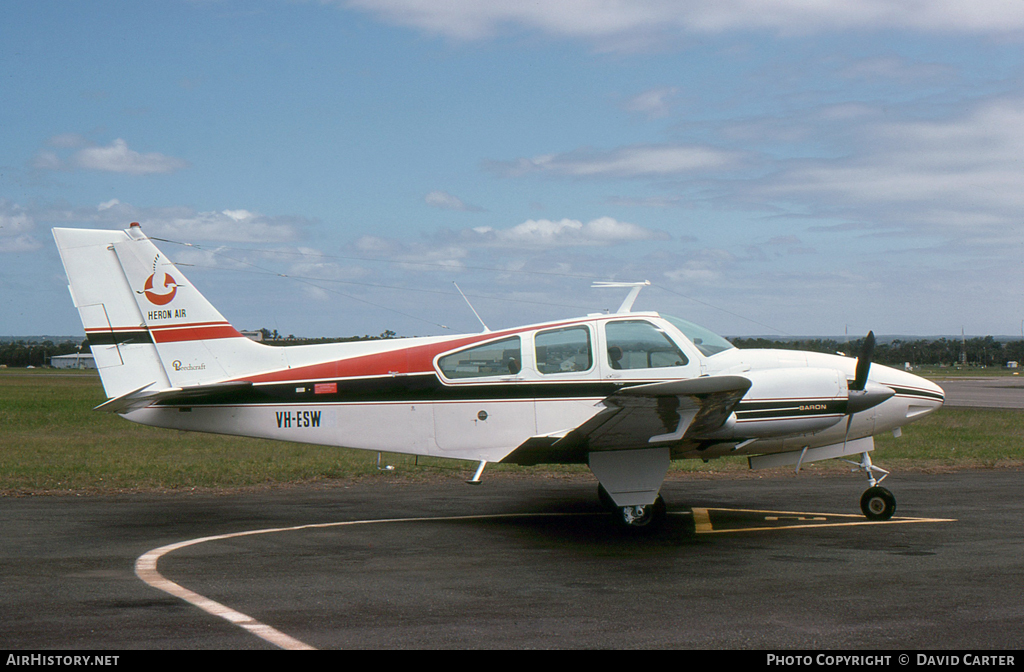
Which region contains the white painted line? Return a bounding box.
[136,508,955,649]
[135,513,586,650]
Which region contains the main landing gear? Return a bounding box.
[598,484,668,530]
[844,451,896,520]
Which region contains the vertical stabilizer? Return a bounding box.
[53,224,285,400]
[53,227,171,399]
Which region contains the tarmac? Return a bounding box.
[2,469,1022,650]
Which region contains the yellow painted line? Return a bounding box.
[683,507,956,535]
[691,507,714,533]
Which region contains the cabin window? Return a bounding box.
[437,336,522,379]
[535,326,593,375]
[662,314,735,356]
[605,320,688,370]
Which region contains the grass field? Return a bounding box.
[1,369,1021,494]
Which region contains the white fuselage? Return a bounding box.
[124,313,944,465]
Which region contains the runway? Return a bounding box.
[2,470,1022,649]
[936,376,1024,409]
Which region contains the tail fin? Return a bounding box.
[53,224,284,401]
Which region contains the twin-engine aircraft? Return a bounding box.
[53,224,944,529]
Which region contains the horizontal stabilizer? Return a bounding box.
[93,382,158,414]
[94,381,253,414]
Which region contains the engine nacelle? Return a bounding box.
[702,367,847,440]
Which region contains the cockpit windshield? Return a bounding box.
[662,315,736,357]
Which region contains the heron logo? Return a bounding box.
[144,272,178,305]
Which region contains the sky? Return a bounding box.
[3,0,1024,339]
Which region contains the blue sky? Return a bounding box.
[3,0,1024,338]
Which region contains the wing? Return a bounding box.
[502,375,751,465]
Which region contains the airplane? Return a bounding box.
[53,223,945,530]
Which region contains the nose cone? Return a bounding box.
[873,364,945,420]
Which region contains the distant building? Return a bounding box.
[50,353,96,369]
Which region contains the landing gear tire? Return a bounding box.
[615,495,667,531]
[860,486,896,521]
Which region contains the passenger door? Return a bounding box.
[432,335,537,460]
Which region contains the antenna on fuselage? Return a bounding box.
[453,282,490,332]
[592,281,650,314]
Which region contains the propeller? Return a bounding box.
[843,331,894,447]
[846,331,892,413]
[850,331,875,392]
[836,331,894,484]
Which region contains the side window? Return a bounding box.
[438,336,522,379]
[605,320,688,370]
[535,326,593,375]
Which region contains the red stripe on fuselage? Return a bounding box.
[241,333,497,383]
[237,318,595,384]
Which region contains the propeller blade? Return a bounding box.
[851,331,875,391]
[844,331,892,450]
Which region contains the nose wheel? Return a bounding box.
[843,451,896,520]
[860,486,896,520]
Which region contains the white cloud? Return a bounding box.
[0,202,33,232]
[623,87,679,118]
[355,235,399,255]
[425,190,483,211]
[31,151,63,171]
[487,144,741,178]
[222,209,256,221]
[7,199,306,246]
[471,216,668,247]
[0,202,40,253]
[342,0,1024,46]
[663,249,735,284]
[0,234,42,253]
[838,56,954,82]
[139,209,300,243]
[761,98,1024,229]
[72,139,188,175]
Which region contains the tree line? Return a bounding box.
[729,336,1024,368]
